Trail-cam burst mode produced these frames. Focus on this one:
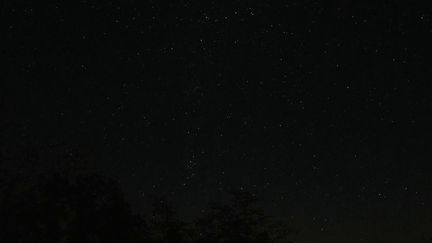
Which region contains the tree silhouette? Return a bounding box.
[194,190,288,243]
[0,139,298,243]
[148,196,191,243]
[0,172,144,243]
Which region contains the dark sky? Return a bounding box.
[3,1,432,242]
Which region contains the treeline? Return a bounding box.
[0,171,295,243]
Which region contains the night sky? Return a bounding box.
[3,1,432,242]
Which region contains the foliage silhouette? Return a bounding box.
[147,196,192,243]
[194,190,293,243]
[1,171,294,243]
[0,144,295,242]
[0,172,144,243]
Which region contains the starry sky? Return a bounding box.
[3,1,432,242]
